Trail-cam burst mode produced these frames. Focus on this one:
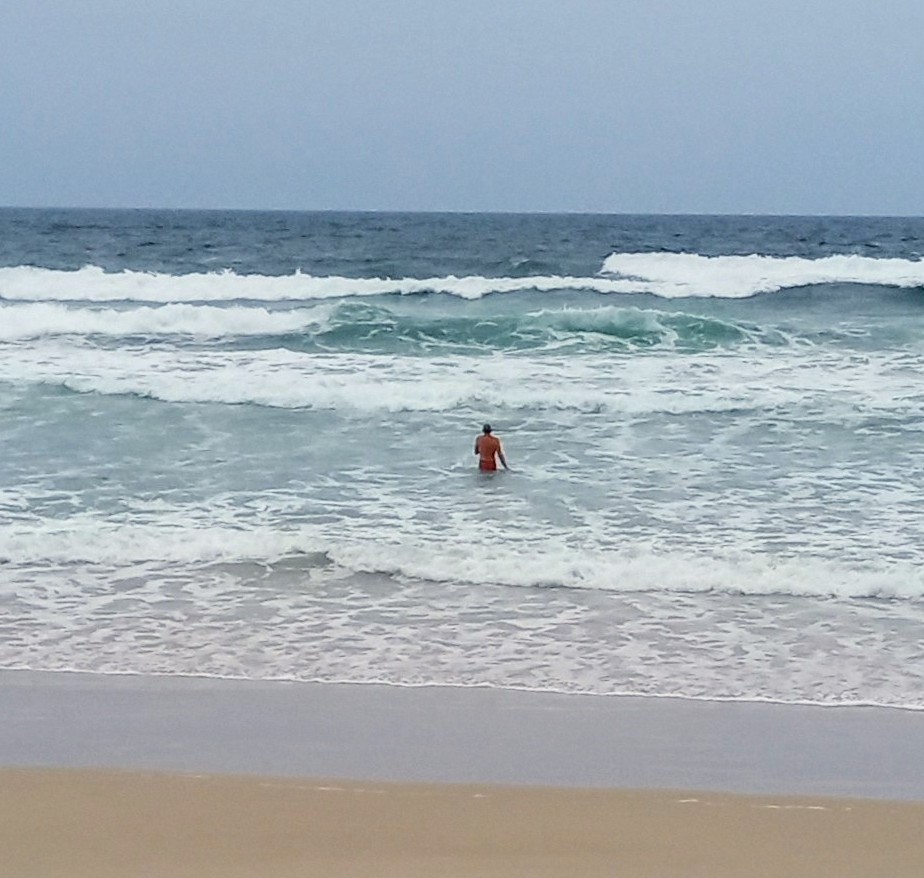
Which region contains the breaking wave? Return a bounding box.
[2,252,923,304]
[2,517,923,601]
[600,252,924,298]
[0,301,781,352]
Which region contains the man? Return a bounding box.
[475,423,509,472]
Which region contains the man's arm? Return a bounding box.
[498,442,509,470]
[474,437,481,455]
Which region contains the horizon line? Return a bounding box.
[1,204,922,220]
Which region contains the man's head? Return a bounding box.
[482,423,492,434]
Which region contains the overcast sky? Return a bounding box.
[3,0,922,214]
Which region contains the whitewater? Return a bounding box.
[3,250,924,304]
[2,209,924,709]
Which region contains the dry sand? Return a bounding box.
[4,767,924,878]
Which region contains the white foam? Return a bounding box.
[329,540,924,601]
[0,265,641,303]
[0,344,488,411]
[0,519,320,566]
[2,511,922,600]
[600,252,924,298]
[2,338,918,417]
[0,302,334,341]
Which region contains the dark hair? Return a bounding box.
[482,423,492,433]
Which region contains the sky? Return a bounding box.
[2,0,923,214]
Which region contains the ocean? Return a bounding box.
[2,208,924,709]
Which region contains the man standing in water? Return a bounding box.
[475,423,509,472]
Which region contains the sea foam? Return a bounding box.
[3,340,913,415]
[0,302,333,341]
[600,252,924,298]
[2,516,922,601]
[0,265,638,302]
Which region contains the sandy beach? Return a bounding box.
[4,767,924,878]
[3,670,924,876]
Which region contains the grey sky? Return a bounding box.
[3,0,922,214]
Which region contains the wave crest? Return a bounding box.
[0,265,634,302]
[600,252,924,298]
[3,252,923,304]
[0,301,779,352]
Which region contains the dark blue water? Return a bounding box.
[2,209,922,276]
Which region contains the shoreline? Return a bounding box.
[7,664,924,713]
[4,668,924,800]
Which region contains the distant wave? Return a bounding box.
[2,253,923,303]
[600,252,924,298]
[0,265,639,302]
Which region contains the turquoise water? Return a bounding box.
[2,210,924,706]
